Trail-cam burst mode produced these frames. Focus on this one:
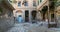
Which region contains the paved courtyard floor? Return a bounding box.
[6,22,60,32]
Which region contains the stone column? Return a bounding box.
[23,10,25,22]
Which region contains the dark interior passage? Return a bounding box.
[25,10,29,22]
[31,10,37,20]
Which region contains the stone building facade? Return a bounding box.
[9,0,38,22]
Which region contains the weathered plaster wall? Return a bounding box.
[0,5,14,32]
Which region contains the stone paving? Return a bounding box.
[6,22,60,32]
[0,16,60,32]
[6,22,48,32]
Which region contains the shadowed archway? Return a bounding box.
[31,10,37,20]
[41,6,48,21]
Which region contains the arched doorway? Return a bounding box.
[51,14,54,22]
[31,10,37,21]
[41,6,48,21]
[15,10,22,17]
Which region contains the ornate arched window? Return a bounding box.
[33,0,36,6]
[22,0,28,6]
[9,0,12,3]
[38,0,42,5]
[18,1,21,6]
[9,0,17,4]
[13,0,17,3]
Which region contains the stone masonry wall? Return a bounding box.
[0,16,14,32]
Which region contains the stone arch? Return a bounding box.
[16,10,22,13]
[31,10,37,20]
[15,10,23,17]
[41,6,48,21]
